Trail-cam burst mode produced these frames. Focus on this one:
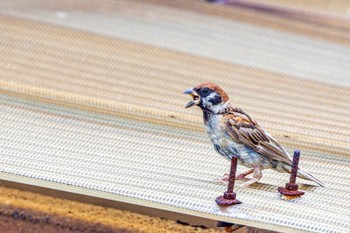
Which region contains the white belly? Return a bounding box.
[204,114,272,168]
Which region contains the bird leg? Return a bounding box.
[216,166,259,185]
[235,168,254,180]
[216,168,254,184]
[240,165,262,187]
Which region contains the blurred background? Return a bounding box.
[0,1,350,233]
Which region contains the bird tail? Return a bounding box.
[283,165,325,187]
[297,168,325,187]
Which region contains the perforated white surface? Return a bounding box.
[1,95,350,233]
[1,2,350,232]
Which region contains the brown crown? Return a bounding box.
[194,82,229,103]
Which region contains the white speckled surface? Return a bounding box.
[1,1,350,232]
[1,95,350,233]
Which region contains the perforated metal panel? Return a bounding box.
[1,2,350,232]
[1,95,350,233]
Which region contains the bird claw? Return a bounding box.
[235,174,247,180]
[239,178,259,187]
[215,173,229,185]
[215,173,250,185]
[215,179,228,185]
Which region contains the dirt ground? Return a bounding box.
[0,186,223,233]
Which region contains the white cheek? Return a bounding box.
[202,92,217,107]
[202,97,213,107]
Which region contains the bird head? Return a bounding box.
[183,82,229,113]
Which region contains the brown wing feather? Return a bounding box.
[224,108,292,166]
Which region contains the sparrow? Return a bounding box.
[183,82,324,187]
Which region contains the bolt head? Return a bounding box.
[215,195,242,207]
[286,183,298,191]
[223,191,236,199]
[278,187,305,197]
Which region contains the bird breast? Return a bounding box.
[204,114,223,139]
[204,113,270,168]
[204,114,232,155]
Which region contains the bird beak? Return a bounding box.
[183,88,200,108]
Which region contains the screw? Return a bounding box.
[278,150,305,199]
[215,156,242,206]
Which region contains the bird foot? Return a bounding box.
[239,178,259,187]
[215,173,229,185]
[216,172,252,185]
[239,166,262,187]
[235,173,248,180]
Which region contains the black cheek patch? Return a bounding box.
[210,94,222,105]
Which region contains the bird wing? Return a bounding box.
[224,108,292,166]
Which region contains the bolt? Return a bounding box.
[278,150,305,199]
[215,156,242,206]
[289,150,300,185]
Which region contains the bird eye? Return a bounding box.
[202,88,209,93]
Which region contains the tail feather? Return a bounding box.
[297,168,325,187]
[283,165,325,187]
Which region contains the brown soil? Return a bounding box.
[0,186,221,233]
